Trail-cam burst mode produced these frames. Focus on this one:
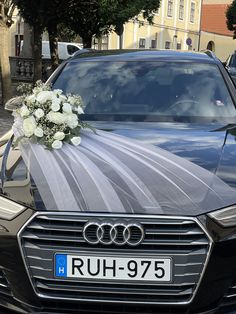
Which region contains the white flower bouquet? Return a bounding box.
[15,81,91,150]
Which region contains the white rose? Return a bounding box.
[51,99,61,112]
[36,91,55,104]
[47,112,65,124]
[23,117,37,137]
[20,105,30,117]
[65,113,78,129]
[53,89,63,95]
[71,136,81,146]
[53,131,65,141]
[52,140,63,149]
[75,106,84,114]
[34,108,44,119]
[63,103,72,113]
[34,127,44,137]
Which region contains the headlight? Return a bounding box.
[0,196,26,220]
[208,205,236,227]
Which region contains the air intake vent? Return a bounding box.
[0,269,12,297]
[221,279,236,308]
[19,213,211,305]
[41,301,190,314]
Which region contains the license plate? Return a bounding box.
[55,254,172,282]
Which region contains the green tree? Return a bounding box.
[0,0,15,104]
[226,0,236,39]
[13,0,70,77]
[13,0,45,80]
[67,0,161,49]
[57,23,77,43]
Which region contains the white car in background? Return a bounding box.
[42,41,83,60]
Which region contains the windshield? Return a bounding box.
[52,61,236,122]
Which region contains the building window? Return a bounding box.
[177,43,182,50]
[139,38,146,48]
[167,0,174,17]
[190,2,195,23]
[165,41,171,49]
[151,39,157,49]
[179,0,184,20]
[93,35,109,50]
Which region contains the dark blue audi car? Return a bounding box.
[1,50,236,314]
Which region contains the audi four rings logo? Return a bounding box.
[83,221,145,246]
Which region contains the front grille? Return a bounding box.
[19,213,211,305]
[0,269,12,297]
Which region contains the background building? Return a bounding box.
[106,0,202,51]
[9,0,236,61]
[199,0,235,61]
[9,10,24,57]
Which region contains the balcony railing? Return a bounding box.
[9,57,53,83]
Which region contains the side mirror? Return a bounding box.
[4,96,24,112]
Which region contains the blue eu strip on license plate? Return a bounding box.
[55,254,67,277]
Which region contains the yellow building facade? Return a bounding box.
[9,10,24,57]
[107,0,202,51]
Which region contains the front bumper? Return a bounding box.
[1,208,236,314]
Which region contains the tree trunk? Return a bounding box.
[0,26,12,104]
[32,26,42,82]
[82,35,93,48]
[48,23,59,72]
[119,34,123,50]
[97,37,102,50]
[115,23,124,50]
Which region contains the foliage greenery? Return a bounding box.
[66,0,161,48]
[226,0,236,39]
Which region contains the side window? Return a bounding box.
[67,45,79,55]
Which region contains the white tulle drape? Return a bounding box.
[13,117,236,214]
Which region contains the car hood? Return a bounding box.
[96,121,236,191]
[4,121,236,217]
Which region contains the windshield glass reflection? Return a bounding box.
[53,61,236,122]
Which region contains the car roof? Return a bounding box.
[69,49,219,64]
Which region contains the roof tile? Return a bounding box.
[201,4,233,36]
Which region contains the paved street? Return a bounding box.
[0,107,13,136]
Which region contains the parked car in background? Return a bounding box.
[42,41,82,60]
[2,50,236,314]
[225,51,236,84]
